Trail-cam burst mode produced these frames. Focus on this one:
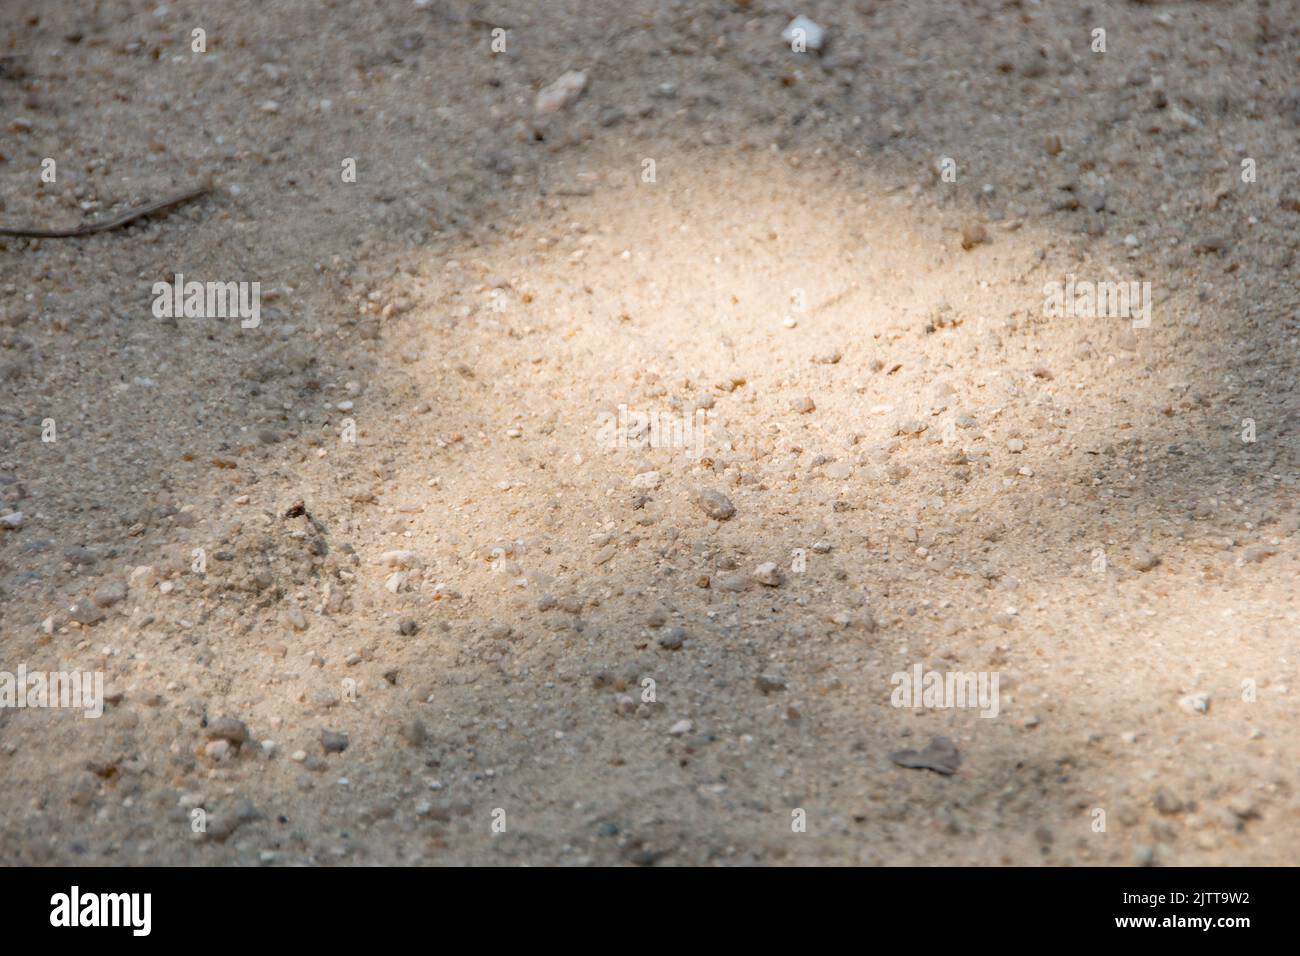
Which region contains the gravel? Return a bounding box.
[0,0,1295,870]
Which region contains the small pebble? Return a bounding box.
[781,15,826,52]
[321,730,350,754]
[755,674,787,694]
[657,626,685,650]
[960,222,988,250]
[692,489,736,521]
[1132,545,1160,572]
[535,70,587,114]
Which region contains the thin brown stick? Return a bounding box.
[0,181,213,239]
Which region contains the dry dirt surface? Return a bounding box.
[0,0,1297,866]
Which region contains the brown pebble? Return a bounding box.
[960,222,988,250]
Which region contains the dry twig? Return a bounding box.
[0,181,213,239]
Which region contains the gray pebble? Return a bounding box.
[693,489,736,521]
[755,674,787,694]
[206,716,249,746]
[92,581,127,608]
[1132,545,1160,572]
[657,626,685,650]
[69,600,105,626]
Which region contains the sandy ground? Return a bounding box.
[0,0,1297,865]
